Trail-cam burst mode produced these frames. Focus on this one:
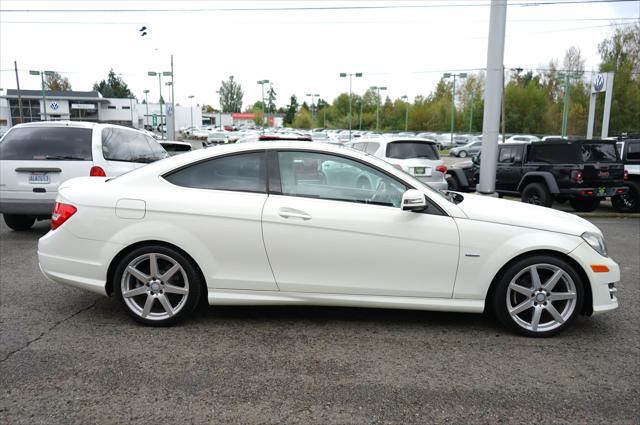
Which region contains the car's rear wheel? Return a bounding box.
[521,182,552,207]
[492,256,584,337]
[570,198,600,212]
[114,245,202,326]
[3,214,36,231]
[611,181,639,213]
[458,150,468,158]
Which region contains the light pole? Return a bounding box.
[216,89,223,129]
[558,71,574,139]
[165,81,173,104]
[340,72,363,140]
[370,86,387,131]
[401,95,409,131]
[148,70,172,140]
[257,79,269,130]
[188,95,195,128]
[468,91,475,133]
[443,72,467,146]
[359,97,363,130]
[143,90,150,129]
[128,96,134,127]
[305,93,320,120]
[29,70,55,121]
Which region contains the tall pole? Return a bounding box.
[478,0,507,194]
[188,95,194,128]
[359,98,363,130]
[501,69,506,143]
[375,87,380,131]
[158,74,163,139]
[129,96,134,126]
[14,61,24,124]
[469,92,474,133]
[402,96,409,131]
[170,54,176,140]
[144,90,149,128]
[561,73,570,138]
[348,74,353,139]
[40,72,48,121]
[450,75,456,143]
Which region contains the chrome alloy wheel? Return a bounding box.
[506,264,578,333]
[121,253,189,321]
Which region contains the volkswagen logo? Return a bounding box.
[50,102,59,110]
[593,74,605,92]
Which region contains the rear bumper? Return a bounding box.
[0,196,56,215]
[559,186,627,198]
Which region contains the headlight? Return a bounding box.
[582,231,608,257]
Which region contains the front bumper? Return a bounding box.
[568,242,619,315]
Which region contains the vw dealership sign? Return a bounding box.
[591,73,607,94]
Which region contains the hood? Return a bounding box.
[455,193,601,236]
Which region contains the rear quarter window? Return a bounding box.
[580,143,618,163]
[101,127,168,163]
[625,142,640,162]
[0,126,93,160]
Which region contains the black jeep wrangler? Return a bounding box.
[447,140,628,212]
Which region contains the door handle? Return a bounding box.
[278,208,312,220]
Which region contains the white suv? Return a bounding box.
[346,137,448,191]
[0,121,168,231]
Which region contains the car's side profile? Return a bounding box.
[38,142,619,337]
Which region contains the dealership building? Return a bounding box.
[0,89,202,135]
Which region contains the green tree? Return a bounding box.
[267,84,277,114]
[284,95,298,125]
[292,108,313,129]
[219,76,243,112]
[93,69,133,98]
[45,72,72,91]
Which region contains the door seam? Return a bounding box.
[260,195,281,291]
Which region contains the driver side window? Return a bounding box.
[277,151,408,207]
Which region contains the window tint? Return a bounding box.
[498,147,516,163]
[277,151,407,207]
[626,142,640,162]
[165,152,266,192]
[365,142,380,154]
[580,143,618,163]
[0,126,92,160]
[102,127,168,163]
[529,144,575,163]
[386,141,438,160]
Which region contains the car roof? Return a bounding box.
[10,120,100,130]
[350,137,436,145]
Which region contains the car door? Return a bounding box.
[495,146,521,191]
[262,150,460,298]
[162,150,277,291]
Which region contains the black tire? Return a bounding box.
[114,245,203,326]
[447,175,461,191]
[521,182,553,207]
[570,198,600,212]
[491,255,584,337]
[458,150,468,158]
[3,214,36,231]
[611,181,640,213]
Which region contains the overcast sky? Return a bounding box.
[1,1,638,109]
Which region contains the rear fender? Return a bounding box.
[517,172,559,194]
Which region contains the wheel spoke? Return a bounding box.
[543,269,564,291]
[159,263,181,283]
[530,266,542,289]
[123,285,147,298]
[546,303,565,324]
[509,282,533,297]
[531,306,542,331]
[509,299,534,316]
[164,283,188,295]
[149,253,159,278]
[157,294,174,316]
[141,295,154,317]
[548,291,576,301]
[127,266,150,284]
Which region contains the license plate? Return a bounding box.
[597,186,606,196]
[414,167,426,175]
[29,173,49,184]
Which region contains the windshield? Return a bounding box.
[386,141,438,160]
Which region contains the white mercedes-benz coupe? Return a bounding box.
[38,142,619,336]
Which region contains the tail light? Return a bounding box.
[624,170,629,181]
[436,165,447,173]
[570,169,583,184]
[90,166,106,177]
[51,202,77,230]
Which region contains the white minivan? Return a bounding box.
[0,121,168,230]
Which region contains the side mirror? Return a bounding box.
[401,189,427,211]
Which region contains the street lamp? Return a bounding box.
[401,95,409,132]
[188,95,195,128]
[340,72,363,140]
[443,72,467,146]
[128,95,135,127]
[305,93,320,120]
[29,70,55,121]
[148,70,172,140]
[558,71,575,139]
[370,86,387,131]
[165,81,173,105]
[216,89,223,129]
[257,79,269,130]
[143,90,150,129]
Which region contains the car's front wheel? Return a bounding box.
[3,214,36,231]
[492,256,584,337]
[114,245,202,326]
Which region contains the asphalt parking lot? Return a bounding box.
[0,217,638,424]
